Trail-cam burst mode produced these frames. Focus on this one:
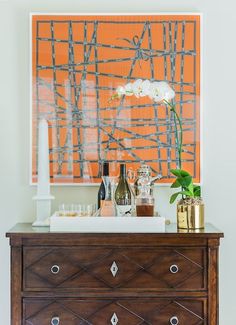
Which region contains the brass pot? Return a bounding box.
[177,200,204,229]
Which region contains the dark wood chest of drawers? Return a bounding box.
[6,223,223,325]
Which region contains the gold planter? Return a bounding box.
[177,201,204,229]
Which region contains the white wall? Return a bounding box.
[0,0,235,323]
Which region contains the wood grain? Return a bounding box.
[6,223,223,325]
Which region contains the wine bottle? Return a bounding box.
[97,162,109,209]
[115,163,132,216]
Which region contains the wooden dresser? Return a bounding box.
[6,223,223,325]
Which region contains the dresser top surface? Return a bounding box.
[6,223,224,238]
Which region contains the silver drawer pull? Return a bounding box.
[111,312,119,325]
[51,265,60,274]
[51,316,60,325]
[110,261,119,277]
[170,264,179,274]
[170,316,179,325]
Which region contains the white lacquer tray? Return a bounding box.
[50,215,166,233]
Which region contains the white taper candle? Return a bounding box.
[37,119,50,196]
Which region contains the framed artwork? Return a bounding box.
[31,13,201,184]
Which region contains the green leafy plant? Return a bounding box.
[169,169,201,204]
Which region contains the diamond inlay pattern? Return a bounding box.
[110,313,119,325]
[24,247,205,291]
[110,262,119,278]
[24,298,205,325]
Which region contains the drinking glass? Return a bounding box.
[58,203,96,217]
[58,204,77,216]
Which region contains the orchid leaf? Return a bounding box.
[170,169,190,177]
[171,180,181,188]
[170,192,181,204]
[170,190,193,203]
[187,182,194,196]
[177,176,192,188]
[170,169,182,177]
[193,185,201,197]
[179,190,193,197]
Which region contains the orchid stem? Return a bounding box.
[164,100,183,169]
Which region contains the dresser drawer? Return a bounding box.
[23,246,206,291]
[23,298,206,325]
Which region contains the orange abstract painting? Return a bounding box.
[31,14,201,184]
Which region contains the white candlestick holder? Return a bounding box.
[32,194,55,227]
[32,118,54,227]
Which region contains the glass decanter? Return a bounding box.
[135,176,155,217]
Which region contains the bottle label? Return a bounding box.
[116,205,132,217]
[100,199,105,208]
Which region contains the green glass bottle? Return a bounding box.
[115,163,132,216]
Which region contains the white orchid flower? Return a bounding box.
[149,81,175,103]
[148,82,162,102]
[132,79,143,97]
[124,83,133,96]
[157,81,175,102]
[114,80,175,103]
[116,86,126,97]
[139,79,151,97]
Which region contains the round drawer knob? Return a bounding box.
[170,316,179,325]
[169,264,179,274]
[51,265,60,274]
[51,316,60,325]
